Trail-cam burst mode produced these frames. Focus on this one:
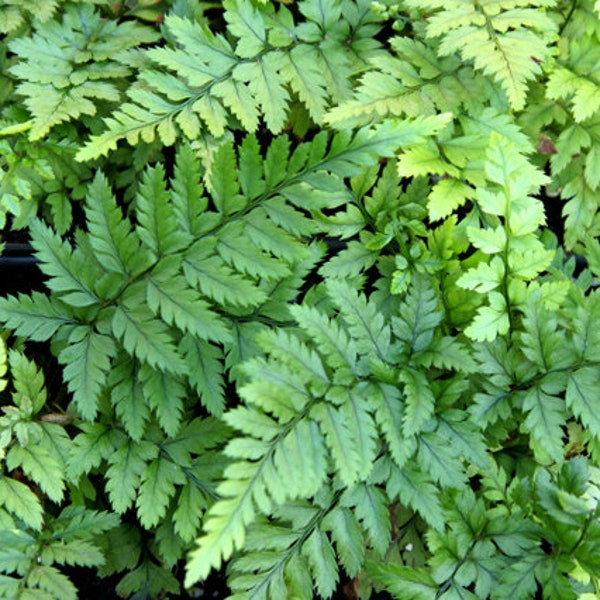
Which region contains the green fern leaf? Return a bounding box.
[8,349,47,415]
[322,506,364,577]
[58,326,116,421]
[281,45,329,122]
[27,565,77,600]
[437,409,489,470]
[147,258,231,343]
[0,477,44,530]
[207,140,243,216]
[310,403,363,487]
[136,456,186,529]
[112,302,188,375]
[136,165,189,259]
[400,367,436,436]
[217,223,291,280]
[109,358,150,442]
[139,364,186,438]
[393,274,442,355]
[29,220,100,308]
[343,483,391,556]
[42,540,104,568]
[224,0,267,58]
[187,403,326,585]
[8,5,157,139]
[418,432,467,489]
[366,561,438,600]
[183,244,268,308]
[387,462,444,530]
[257,328,329,387]
[0,0,57,33]
[0,292,75,341]
[522,384,565,463]
[370,382,416,468]
[52,506,120,540]
[326,279,390,360]
[289,303,360,377]
[66,423,126,481]
[185,460,263,583]
[238,53,290,133]
[326,35,484,127]
[301,528,339,598]
[180,336,226,415]
[519,297,570,371]
[85,172,152,278]
[170,144,207,237]
[5,444,64,503]
[106,439,159,514]
[546,37,600,123]
[566,367,600,440]
[173,483,208,543]
[404,0,557,110]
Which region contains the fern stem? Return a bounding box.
[558,0,579,36]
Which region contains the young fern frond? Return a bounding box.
[402,0,558,110]
[456,133,553,342]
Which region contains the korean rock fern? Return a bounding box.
[2,0,600,599]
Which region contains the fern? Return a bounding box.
[456,133,553,342]
[0,346,120,599]
[0,0,58,34]
[8,4,159,140]
[3,1,600,598]
[326,36,492,127]
[77,0,383,159]
[185,270,480,592]
[403,0,558,111]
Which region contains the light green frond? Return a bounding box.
[403,0,557,110]
[8,5,158,139]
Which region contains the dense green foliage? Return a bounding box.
[2,0,600,598]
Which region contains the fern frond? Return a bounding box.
[185,415,327,583]
[147,258,232,343]
[105,439,159,514]
[326,36,488,127]
[404,0,558,110]
[112,302,188,375]
[77,2,382,159]
[8,5,158,139]
[139,364,186,437]
[547,37,600,123]
[29,219,101,308]
[85,172,151,278]
[0,472,45,530]
[136,456,187,529]
[392,273,442,355]
[522,385,565,463]
[326,279,391,360]
[0,292,75,341]
[180,335,226,415]
[0,0,57,33]
[342,483,391,556]
[289,303,360,378]
[136,165,190,259]
[58,326,116,421]
[109,357,150,442]
[6,443,65,503]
